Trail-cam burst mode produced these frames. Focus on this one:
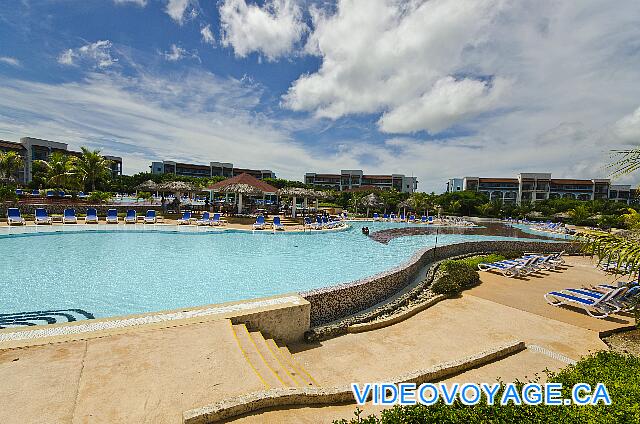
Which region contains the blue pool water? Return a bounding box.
[0,222,551,319]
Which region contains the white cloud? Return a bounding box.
[379,76,509,134]
[57,40,118,69]
[165,0,197,25]
[614,107,640,144]
[200,24,215,46]
[284,0,506,131]
[219,0,307,61]
[0,56,21,67]
[161,44,200,62]
[113,0,147,6]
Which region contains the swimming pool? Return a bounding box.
[0,222,555,320]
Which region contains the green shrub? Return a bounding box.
[88,191,112,203]
[438,261,480,289]
[430,274,462,295]
[335,351,640,423]
[498,250,524,260]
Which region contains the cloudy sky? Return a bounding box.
[1,0,640,192]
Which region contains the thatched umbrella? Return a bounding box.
[360,193,381,217]
[135,180,159,191]
[156,181,197,193]
[277,187,315,218]
[398,199,412,217]
[220,183,262,214]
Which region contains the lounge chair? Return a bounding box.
[144,210,157,224]
[544,287,626,318]
[196,212,211,226]
[253,215,266,230]
[34,208,52,225]
[428,216,434,224]
[342,212,348,220]
[421,215,427,223]
[15,189,23,196]
[46,190,55,198]
[373,213,380,221]
[7,208,25,225]
[210,213,226,226]
[177,211,192,225]
[106,209,119,224]
[478,260,525,277]
[124,209,137,224]
[383,213,390,221]
[272,216,285,231]
[408,215,416,222]
[390,213,397,221]
[304,217,313,228]
[62,208,77,224]
[85,208,99,224]
[31,189,40,196]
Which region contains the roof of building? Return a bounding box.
[208,172,278,193]
[0,140,25,150]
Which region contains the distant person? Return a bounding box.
[161,196,167,213]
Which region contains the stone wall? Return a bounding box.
[301,240,579,326]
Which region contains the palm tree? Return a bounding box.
[0,150,24,181]
[74,147,113,191]
[35,152,78,189]
[608,149,640,178]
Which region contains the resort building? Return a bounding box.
[304,170,418,193]
[0,137,123,183]
[447,173,635,204]
[150,160,276,180]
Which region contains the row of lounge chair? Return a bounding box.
[302,215,346,230]
[373,213,433,223]
[477,252,566,278]
[251,215,285,231]
[544,282,640,318]
[6,208,159,225]
[176,211,227,226]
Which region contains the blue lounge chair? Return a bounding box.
[383,213,389,221]
[428,216,434,223]
[106,208,119,224]
[58,191,65,197]
[421,215,427,223]
[373,213,380,221]
[78,191,87,198]
[31,189,40,196]
[211,213,226,226]
[544,287,626,318]
[144,210,157,224]
[409,215,416,222]
[177,211,192,225]
[272,216,285,231]
[125,209,137,224]
[85,208,98,224]
[253,215,266,230]
[46,190,55,198]
[390,213,397,221]
[304,217,314,229]
[34,208,52,225]
[196,211,211,226]
[62,208,77,224]
[15,189,23,196]
[478,260,525,277]
[342,212,348,220]
[7,208,25,225]
[399,214,406,222]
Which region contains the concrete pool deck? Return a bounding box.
[0,257,633,423]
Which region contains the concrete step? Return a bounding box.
[248,331,298,387]
[267,339,319,387]
[232,324,283,388]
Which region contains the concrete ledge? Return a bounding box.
[182,340,525,423]
[347,294,449,333]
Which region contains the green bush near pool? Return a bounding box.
[334,351,640,423]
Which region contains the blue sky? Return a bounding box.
[1,0,640,192]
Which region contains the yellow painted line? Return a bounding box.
[263,338,302,386]
[244,327,288,387]
[277,346,320,386]
[228,321,270,389]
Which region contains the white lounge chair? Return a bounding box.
[544,286,626,318]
